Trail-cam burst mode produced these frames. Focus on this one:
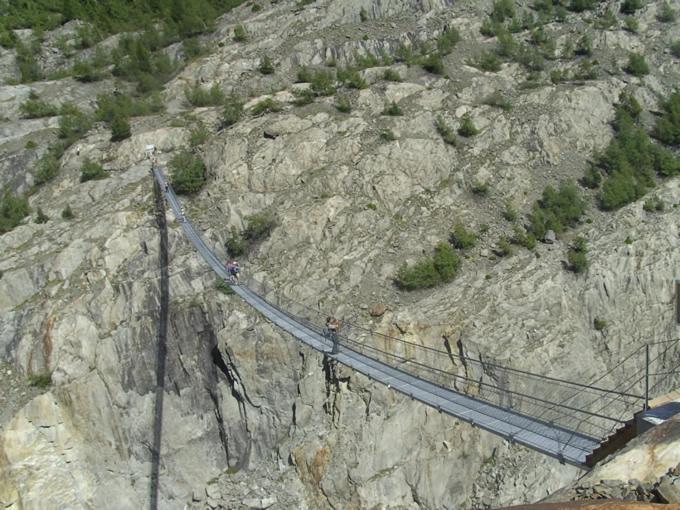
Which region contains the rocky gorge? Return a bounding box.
[0,0,679,508]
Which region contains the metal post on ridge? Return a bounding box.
[644,344,649,411]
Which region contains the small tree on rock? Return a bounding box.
[170,150,207,194]
[110,115,131,141]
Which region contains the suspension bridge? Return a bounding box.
[151,166,680,469]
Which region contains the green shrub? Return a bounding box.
[337,67,366,89]
[243,211,277,241]
[595,7,618,29]
[293,89,314,106]
[395,258,439,290]
[618,91,642,119]
[482,92,512,111]
[309,70,335,96]
[491,0,515,22]
[183,37,205,60]
[35,207,49,224]
[296,66,314,83]
[380,129,397,141]
[189,124,210,147]
[258,55,275,75]
[0,189,30,234]
[383,69,402,82]
[623,16,639,33]
[625,53,649,77]
[34,153,60,185]
[170,151,207,194]
[475,51,501,72]
[471,180,489,196]
[383,101,403,116]
[575,34,592,56]
[593,318,607,331]
[514,44,546,71]
[652,92,680,146]
[671,40,680,58]
[458,113,479,137]
[225,226,247,257]
[581,166,602,189]
[450,223,476,250]
[185,83,225,107]
[595,98,680,209]
[215,277,235,294]
[72,60,104,82]
[567,236,588,273]
[359,6,368,21]
[28,372,52,388]
[61,204,75,220]
[480,18,499,37]
[335,95,351,113]
[495,28,517,59]
[510,227,537,250]
[620,0,643,15]
[598,169,645,210]
[25,140,37,149]
[529,181,586,238]
[502,201,517,222]
[436,27,461,55]
[222,94,244,127]
[572,59,598,81]
[0,28,17,49]
[110,115,131,142]
[550,69,569,84]
[58,105,92,145]
[20,92,59,118]
[435,115,456,146]
[496,238,513,257]
[394,242,460,290]
[568,0,597,12]
[233,24,248,42]
[80,158,107,182]
[643,196,664,212]
[16,41,43,83]
[251,98,282,115]
[421,53,444,74]
[95,93,163,123]
[657,2,677,22]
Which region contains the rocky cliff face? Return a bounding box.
[1,0,679,509]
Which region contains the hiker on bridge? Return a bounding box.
[324,316,341,354]
[226,259,240,283]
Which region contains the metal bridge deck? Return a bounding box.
[153,167,599,467]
